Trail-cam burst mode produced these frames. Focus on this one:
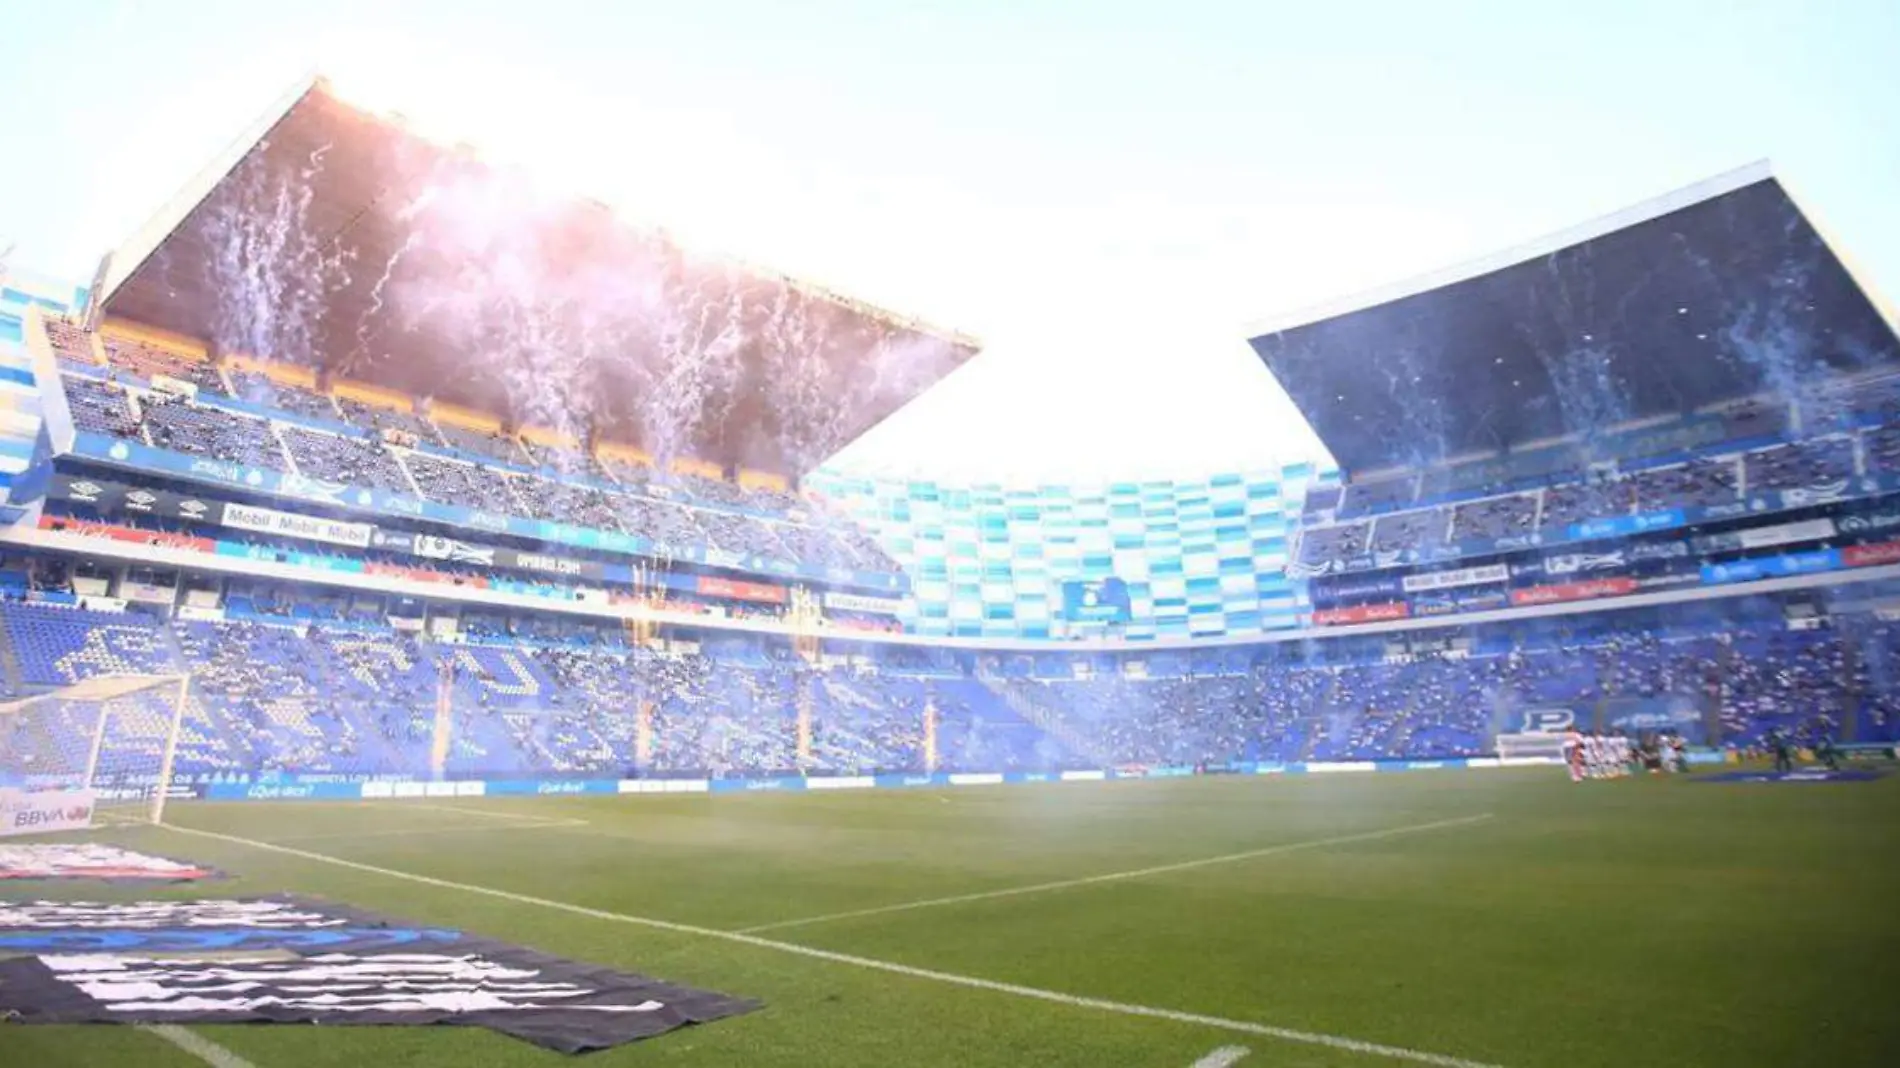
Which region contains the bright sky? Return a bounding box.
[2,0,1897,484]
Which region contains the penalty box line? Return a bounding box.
[154,821,1507,1068]
[737,813,1496,934]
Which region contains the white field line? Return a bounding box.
[1192,1046,1252,1068]
[154,821,1507,1068]
[268,819,588,844]
[397,801,589,826]
[138,1024,259,1068]
[736,813,1494,934]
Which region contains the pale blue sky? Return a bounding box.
[2,0,1896,483]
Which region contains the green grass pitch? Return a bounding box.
[4,768,1898,1067]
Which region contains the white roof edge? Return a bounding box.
[91,72,320,321]
[1775,169,1900,346]
[1241,160,1777,340]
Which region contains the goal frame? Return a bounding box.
[0,672,195,826]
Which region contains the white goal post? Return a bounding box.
[0,673,195,828]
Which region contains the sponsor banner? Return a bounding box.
[822,591,903,615]
[1627,538,1691,562]
[1694,517,1836,554]
[1843,540,1900,568]
[616,779,712,794]
[1456,589,1510,612]
[1774,479,1851,509]
[481,780,619,797]
[0,789,96,838]
[175,604,226,622]
[358,780,482,799]
[1700,548,1842,586]
[50,475,224,525]
[1304,761,1377,773]
[1059,769,1107,782]
[368,529,416,552]
[1007,771,1061,784]
[1307,573,1404,606]
[1061,578,1132,624]
[1543,550,1626,576]
[1636,571,1702,591]
[709,777,808,794]
[495,548,600,580]
[0,896,759,1052]
[1510,577,1637,606]
[947,772,1005,786]
[205,782,363,801]
[1836,510,1900,537]
[1411,594,1459,617]
[1570,509,1686,542]
[51,473,124,510]
[0,844,218,882]
[1312,601,1410,626]
[804,776,875,790]
[222,502,373,549]
[873,773,948,789]
[1401,563,1509,593]
[697,575,789,604]
[412,534,496,566]
[118,580,173,604]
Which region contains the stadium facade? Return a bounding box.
[5,88,1900,801]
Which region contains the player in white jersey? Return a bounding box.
[1563,728,1585,783]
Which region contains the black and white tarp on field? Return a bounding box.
[0,844,220,882]
[0,897,760,1053]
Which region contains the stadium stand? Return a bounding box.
[100,334,227,394]
[400,450,527,512]
[139,396,287,468]
[279,425,414,492]
[228,369,342,423]
[4,590,1892,781]
[60,373,143,437]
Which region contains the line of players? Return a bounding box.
[1563,729,1689,782]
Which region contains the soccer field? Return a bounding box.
[5,769,1899,1068]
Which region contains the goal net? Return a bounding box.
[0,673,194,828]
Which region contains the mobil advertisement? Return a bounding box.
[221,502,374,549]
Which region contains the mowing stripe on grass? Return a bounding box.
[138,1024,258,1068]
[154,821,1506,1068]
[1191,1046,1251,1067]
[736,813,1494,934]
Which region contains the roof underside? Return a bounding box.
[1248,170,1900,476]
[96,79,979,476]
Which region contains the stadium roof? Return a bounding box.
[1246,163,1900,476]
[89,75,980,476]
